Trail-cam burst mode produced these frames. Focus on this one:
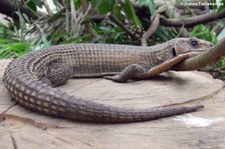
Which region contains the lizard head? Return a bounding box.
[173,37,213,56]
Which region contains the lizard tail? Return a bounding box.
[64,98,204,123]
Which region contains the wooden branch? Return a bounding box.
[179,9,208,15]
[212,23,224,35]
[42,0,53,16]
[160,4,189,37]
[160,9,225,27]
[172,38,225,71]
[141,13,160,46]
[141,5,168,46]
[80,0,92,34]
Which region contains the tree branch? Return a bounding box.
[80,0,92,34]
[172,38,225,70]
[160,9,225,27]
[212,23,224,35]
[141,13,160,46]
[42,0,53,16]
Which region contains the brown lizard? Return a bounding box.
[3,37,213,123]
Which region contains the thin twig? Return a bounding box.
[70,0,76,33]
[42,0,53,16]
[176,24,185,37]
[10,134,17,149]
[80,0,92,34]
[160,9,225,27]
[109,14,137,39]
[141,5,167,46]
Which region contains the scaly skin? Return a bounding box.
[3,38,212,123]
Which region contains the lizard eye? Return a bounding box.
[190,40,199,47]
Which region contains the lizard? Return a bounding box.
[2,37,213,123]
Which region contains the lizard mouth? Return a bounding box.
[192,49,210,53]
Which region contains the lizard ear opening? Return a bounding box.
[172,48,177,57]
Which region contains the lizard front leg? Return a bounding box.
[105,52,199,82]
[104,63,151,82]
[146,52,199,76]
[41,62,73,87]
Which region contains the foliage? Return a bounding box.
[0,11,48,58]
[0,21,31,58]
[91,0,143,28]
[0,39,31,58]
[23,0,43,13]
[213,0,225,13]
[191,24,217,44]
[154,26,177,42]
[92,20,128,44]
[218,57,225,66]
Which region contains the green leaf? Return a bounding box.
[0,23,14,39]
[113,4,122,19]
[155,26,176,42]
[213,0,225,14]
[40,33,51,47]
[26,0,37,12]
[51,31,69,42]
[14,11,26,40]
[0,40,31,58]
[91,0,102,8]
[139,0,156,15]
[212,0,217,10]
[74,0,81,9]
[52,0,58,7]
[139,0,146,5]
[124,0,142,28]
[31,0,43,8]
[62,34,93,44]
[133,14,142,28]
[191,24,217,44]
[217,1,225,14]
[98,0,115,14]
[124,0,133,19]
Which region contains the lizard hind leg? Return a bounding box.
[104,63,151,83]
[41,62,73,87]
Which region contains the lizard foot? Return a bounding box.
[41,62,73,87]
[104,75,127,83]
[104,63,151,83]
